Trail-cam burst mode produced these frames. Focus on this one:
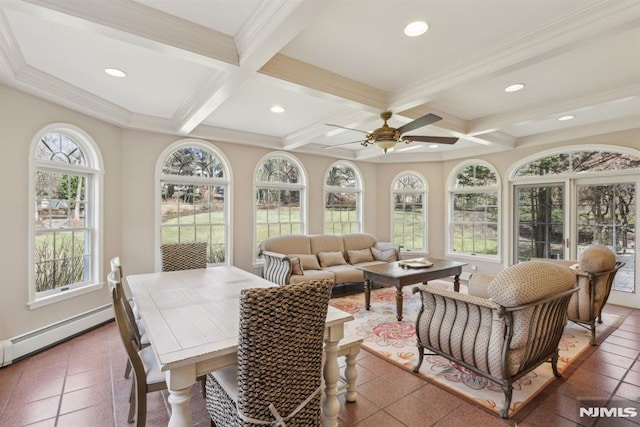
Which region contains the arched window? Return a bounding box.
[324,161,363,234]
[157,140,231,266]
[254,153,307,259]
[447,161,500,259]
[391,172,428,252]
[30,124,104,307]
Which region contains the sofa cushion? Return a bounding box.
[289,256,304,275]
[290,254,321,270]
[289,269,335,285]
[261,234,311,255]
[318,251,348,268]
[324,265,365,283]
[310,234,344,255]
[347,248,374,264]
[371,247,397,262]
[343,233,377,251]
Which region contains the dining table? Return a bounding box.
[126,265,353,427]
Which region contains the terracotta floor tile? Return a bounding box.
[356,410,406,427]
[384,392,451,426]
[0,395,61,426]
[436,402,511,427]
[616,382,640,403]
[56,402,114,427]
[599,342,640,359]
[612,329,640,342]
[59,383,113,415]
[338,393,380,426]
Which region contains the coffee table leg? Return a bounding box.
[454,274,461,292]
[396,285,403,321]
[364,279,371,310]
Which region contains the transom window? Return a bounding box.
[324,162,362,235]
[158,141,231,265]
[391,172,427,252]
[30,126,103,306]
[255,153,306,258]
[448,161,500,258]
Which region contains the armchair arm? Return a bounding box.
[413,285,500,375]
[261,251,292,285]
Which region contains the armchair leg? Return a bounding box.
[499,384,513,419]
[551,351,561,378]
[590,321,597,345]
[413,343,424,373]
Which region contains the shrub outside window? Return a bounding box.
[159,142,230,264]
[448,162,500,258]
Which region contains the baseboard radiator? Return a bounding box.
[0,304,114,367]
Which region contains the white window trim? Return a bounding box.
[253,152,308,264]
[154,139,233,271]
[446,159,502,262]
[323,160,363,234]
[28,123,104,309]
[390,171,428,254]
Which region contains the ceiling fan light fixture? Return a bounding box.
[504,83,525,92]
[376,138,396,153]
[404,21,428,37]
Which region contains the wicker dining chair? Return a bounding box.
[160,242,208,271]
[110,272,166,426]
[205,279,333,427]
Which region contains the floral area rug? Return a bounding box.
[329,282,623,418]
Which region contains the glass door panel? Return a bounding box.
[514,184,565,263]
[576,182,636,294]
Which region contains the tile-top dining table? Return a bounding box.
[126,265,354,427]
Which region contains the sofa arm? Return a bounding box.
[413,285,500,375]
[262,251,292,285]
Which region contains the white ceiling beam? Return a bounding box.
[282,110,373,150]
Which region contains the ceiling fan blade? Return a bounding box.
[322,139,366,150]
[325,123,369,134]
[397,113,442,134]
[403,135,459,144]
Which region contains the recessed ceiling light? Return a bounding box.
[504,83,525,93]
[270,105,285,113]
[429,144,439,149]
[404,21,429,37]
[558,115,575,121]
[104,68,126,78]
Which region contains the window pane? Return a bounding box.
[256,157,299,183]
[36,133,86,165]
[162,147,224,178]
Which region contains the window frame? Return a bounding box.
[28,124,104,309]
[155,139,233,271]
[253,152,308,263]
[390,171,428,254]
[446,159,501,262]
[323,160,363,235]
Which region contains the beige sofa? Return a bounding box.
[260,233,400,285]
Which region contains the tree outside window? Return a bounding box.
[392,172,427,251]
[324,162,362,235]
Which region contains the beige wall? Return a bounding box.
[1,82,638,341]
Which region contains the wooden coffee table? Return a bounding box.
[358,259,467,321]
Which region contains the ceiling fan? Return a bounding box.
[325,111,458,153]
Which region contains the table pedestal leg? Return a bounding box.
[395,285,403,321]
[364,279,371,310]
[323,334,341,427]
[166,367,195,427]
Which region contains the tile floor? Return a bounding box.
[1,303,639,426]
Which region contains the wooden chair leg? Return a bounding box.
[124,359,132,379]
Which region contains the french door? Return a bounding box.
[514,177,638,308]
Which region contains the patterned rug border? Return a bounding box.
[331,284,624,418]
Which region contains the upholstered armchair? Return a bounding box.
[413,261,578,418]
[532,244,625,345]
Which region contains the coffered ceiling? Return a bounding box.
[0,0,639,162]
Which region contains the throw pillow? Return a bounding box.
[371,247,397,262]
[290,254,322,270]
[347,248,374,264]
[317,251,347,268]
[288,256,304,275]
